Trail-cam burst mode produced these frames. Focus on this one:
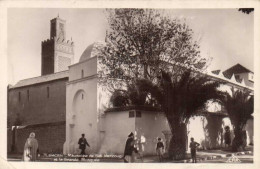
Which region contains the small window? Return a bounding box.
[47,87,50,98]
[81,70,84,78]
[27,90,30,101]
[18,92,21,102]
[129,111,135,118]
[136,111,141,118]
[82,93,84,100]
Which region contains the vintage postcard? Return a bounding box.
[0,0,259,169]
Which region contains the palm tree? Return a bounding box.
[111,70,223,159]
[221,88,254,151]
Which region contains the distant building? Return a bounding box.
[7,17,254,156]
[212,63,254,88]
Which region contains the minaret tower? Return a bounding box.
[41,15,74,75]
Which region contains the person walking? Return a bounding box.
[23,132,39,162]
[123,132,136,163]
[189,137,200,163]
[156,138,164,162]
[78,134,90,155]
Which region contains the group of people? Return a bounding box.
[123,132,201,163]
[22,132,200,163]
[123,132,165,163]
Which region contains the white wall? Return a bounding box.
[135,111,170,155]
[100,110,170,155]
[69,56,97,81]
[100,111,135,154]
[64,56,98,155]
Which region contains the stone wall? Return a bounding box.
[8,78,67,128]
[8,122,65,154]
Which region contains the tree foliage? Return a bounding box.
[222,89,253,132]
[99,9,225,159]
[110,79,157,107]
[110,70,224,159]
[99,9,207,85]
[221,89,253,151]
[123,70,224,125]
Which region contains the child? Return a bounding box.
[189,137,200,163]
[156,138,164,162]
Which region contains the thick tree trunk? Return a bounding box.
[168,122,187,160]
[232,129,246,151]
[205,116,223,149]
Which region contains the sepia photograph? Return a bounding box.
[3,4,256,166]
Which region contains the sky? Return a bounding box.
[7,8,254,84]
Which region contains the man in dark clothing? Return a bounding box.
[78,134,90,155]
[189,137,200,163]
[156,138,164,162]
[123,132,136,163]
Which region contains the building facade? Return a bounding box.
[7,16,73,154]
[8,17,254,156]
[62,41,254,155]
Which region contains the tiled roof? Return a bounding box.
[212,64,253,82]
[223,63,253,76]
[9,71,69,89]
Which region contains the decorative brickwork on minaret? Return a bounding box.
[41,16,74,75]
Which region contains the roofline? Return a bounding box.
[69,55,97,68]
[8,77,68,90]
[223,63,253,74]
[207,72,254,91]
[8,70,69,90]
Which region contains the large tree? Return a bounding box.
[221,89,254,151]
[98,9,221,159]
[110,70,223,159]
[99,9,207,85]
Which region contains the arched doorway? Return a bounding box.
[69,89,88,154]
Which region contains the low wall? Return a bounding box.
[9,121,65,154]
[102,107,170,155]
[100,111,135,154]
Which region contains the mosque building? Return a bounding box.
[7,17,254,156]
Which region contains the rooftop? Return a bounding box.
[9,70,69,89]
[223,63,253,75]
